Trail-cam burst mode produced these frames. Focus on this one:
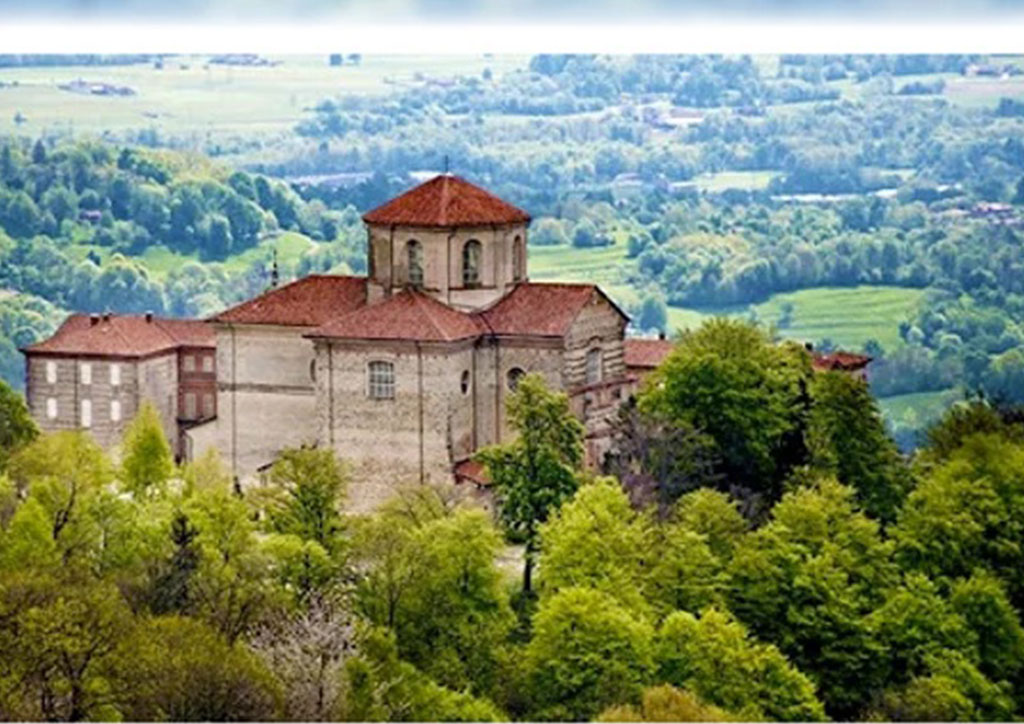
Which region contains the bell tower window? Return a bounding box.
[462,239,481,287]
[407,239,424,287]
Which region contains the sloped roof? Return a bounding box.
[812,351,873,371]
[307,289,483,343]
[362,174,530,228]
[623,338,675,369]
[454,459,491,487]
[477,282,626,337]
[210,275,367,327]
[23,314,213,358]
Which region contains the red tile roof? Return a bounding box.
[307,289,483,343]
[624,338,675,369]
[477,282,626,337]
[812,351,873,371]
[211,275,367,327]
[362,174,530,228]
[454,459,491,487]
[23,314,213,358]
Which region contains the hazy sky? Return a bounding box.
[6,0,1024,21]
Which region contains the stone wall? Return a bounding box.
[315,338,477,512]
[25,353,183,453]
[215,323,319,481]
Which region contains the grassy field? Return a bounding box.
[67,230,318,281]
[825,68,1024,108]
[878,387,961,423]
[693,170,780,192]
[663,286,926,350]
[0,54,526,137]
[527,242,631,288]
[527,241,926,352]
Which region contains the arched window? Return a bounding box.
[367,361,395,399]
[507,367,525,392]
[460,370,471,395]
[586,347,603,385]
[407,239,424,287]
[513,235,525,282]
[462,239,481,286]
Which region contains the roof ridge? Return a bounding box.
[439,175,450,226]
[411,290,449,340]
[411,288,474,341]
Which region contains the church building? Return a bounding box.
[186,175,637,510]
[23,174,870,512]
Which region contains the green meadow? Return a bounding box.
[0,54,525,137]
[527,242,927,353]
[66,231,318,282]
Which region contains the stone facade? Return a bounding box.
[304,290,627,512]
[212,323,321,476]
[22,314,214,459]
[366,221,529,310]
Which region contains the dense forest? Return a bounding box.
[3,318,1024,722]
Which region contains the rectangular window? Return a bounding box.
[80,399,92,428]
[202,355,214,373]
[46,397,57,419]
[46,360,57,384]
[80,362,92,385]
[203,393,215,418]
[368,361,395,400]
[110,363,121,386]
[183,355,195,372]
[111,399,121,422]
[184,392,197,419]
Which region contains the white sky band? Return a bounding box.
[1,21,1023,53]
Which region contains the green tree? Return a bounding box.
[537,477,651,613]
[637,293,668,333]
[260,446,347,556]
[867,573,977,683]
[353,495,514,695]
[475,373,584,596]
[343,626,505,722]
[950,571,1024,689]
[726,479,896,718]
[7,431,113,564]
[0,379,37,473]
[639,318,814,507]
[1,583,131,721]
[873,651,1016,722]
[807,370,909,521]
[894,432,1024,606]
[119,400,175,498]
[654,608,825,721]
[185,487,278,643]
[147,510,200,615]
[111,615,282,721]
[674,488,747,563]
[598,684,738,722]
[524,587,654,721]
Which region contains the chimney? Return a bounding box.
[145,311,154,323]
[89,314,100,326]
